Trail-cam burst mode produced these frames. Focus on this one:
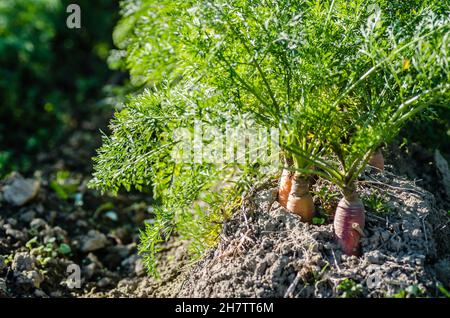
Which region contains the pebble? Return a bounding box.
[105,211,118,222]
[30,218,47,230]
[80,230,108,252]
[103,245,131,269]
[434,149,450,197]
[35,204,44,214]
[366,250,384,265]
[5,226,27,241]
[2,173,40,206]
[82,263,97,281]
[134,258,146,277]
[120,254,138,272]
[86,253,104,268]
[76,220,88,228]
[415,255,425,266]
[12,252,36,271]
[97,277,113,288]
[50,291,63,297]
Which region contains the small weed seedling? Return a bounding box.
[364,192,391,215]
[337,278,363,298]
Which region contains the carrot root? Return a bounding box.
[278,169,292,208]
[286,174,315,222]
[333,196,365,256]
[369,149,384,171]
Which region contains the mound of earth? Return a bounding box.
[175,170,449,298]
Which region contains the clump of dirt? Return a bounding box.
[176,170,449,298]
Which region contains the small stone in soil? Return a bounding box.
[4,226,28,241]
[12,252,36,271]
[50,291,63,297]
[82,263,97,281]
[434,149,450,197]
[2,173,40,206]
[97,277,113,288]
[7,218,17,226]
[80,230,109,252]
[134,258,145,277]
[366,250,385,265]
[30,218,47,230]
[380,231,390,242]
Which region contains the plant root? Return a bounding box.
[278,168,293,208]
[334,196,365,256]
[286,174,315,222]
[369,149,385,171]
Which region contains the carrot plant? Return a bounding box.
[324,3,449,255]
[184,0,450,254]
[91,0,450,275]
[248,0,450,255]
[185,0,366,221]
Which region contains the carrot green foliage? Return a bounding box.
[91,0,450,275]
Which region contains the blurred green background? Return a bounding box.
[0,0,120,175]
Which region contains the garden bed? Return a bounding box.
[176,169,449,297]
[1,157,449,298]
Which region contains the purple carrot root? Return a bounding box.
[333,196,365,256]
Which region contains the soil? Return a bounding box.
[90,167,450,298]
[177,170,450,297]
[0,113,156,298]
[1,114,449,297]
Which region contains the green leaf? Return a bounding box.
[58,243,72,255]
